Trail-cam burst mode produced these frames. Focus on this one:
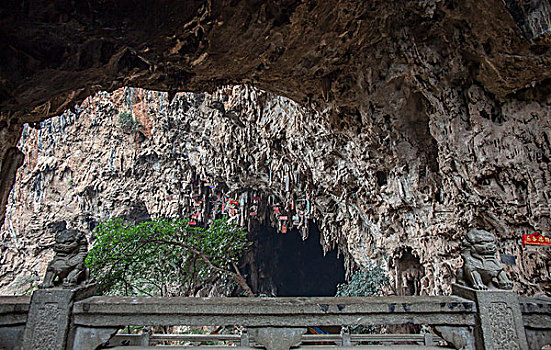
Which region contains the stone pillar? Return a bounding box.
[341,326,351,346]
[240,329,250,347]
[21,284,96,350]
[453,283,529,350]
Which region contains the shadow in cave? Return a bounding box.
[241,222,345,297]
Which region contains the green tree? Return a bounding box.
[85,217,253,297]
[335,261,389,298]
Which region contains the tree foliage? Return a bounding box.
[85,217,252,297]
[335,261,389,298]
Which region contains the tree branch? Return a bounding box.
[148,238,255,297]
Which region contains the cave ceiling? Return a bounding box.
[0,0,549,123]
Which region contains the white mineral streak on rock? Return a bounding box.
[0,84,549,296]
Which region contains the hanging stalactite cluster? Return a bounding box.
[1,82,550,296]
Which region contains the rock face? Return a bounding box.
[1,0,551,222]
[1,85,549,296]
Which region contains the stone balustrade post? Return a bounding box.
[453,283,529,350]
[21,284,96,350]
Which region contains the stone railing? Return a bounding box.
[519,296,551,350]
[72,294,474,349]
[108,330,442,347]
[0,296,30,350]
[0,285,549,350]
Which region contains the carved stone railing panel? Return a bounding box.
[249,327,307,350]
[21,285,95,350]
[453,284,529,350]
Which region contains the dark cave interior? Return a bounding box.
[242,222,346,297]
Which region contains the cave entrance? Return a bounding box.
[242,222,345,297]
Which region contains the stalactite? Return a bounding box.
[0,83,550,295]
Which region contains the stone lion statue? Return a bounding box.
[39,222,89,288]
[458,229,512,290]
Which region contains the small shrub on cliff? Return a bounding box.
[118,111,142,132]
[85,217,252,297]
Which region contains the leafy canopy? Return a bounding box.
[335,261,389,298]
[85,217,250,296]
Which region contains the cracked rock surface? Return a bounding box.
[2,0,551,224]
[1,85,549,296]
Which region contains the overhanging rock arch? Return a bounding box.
[0,0,550,294]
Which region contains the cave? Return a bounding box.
[242,222,345,297]
[391,248,424,296]
[1,0,551,297]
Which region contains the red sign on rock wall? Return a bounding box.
[522,232,551,247]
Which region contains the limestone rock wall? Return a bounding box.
[2,0,551,225]
[1,84,550,295]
